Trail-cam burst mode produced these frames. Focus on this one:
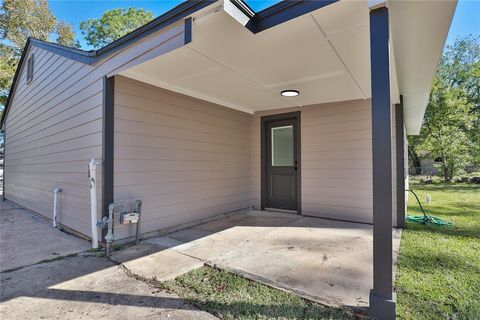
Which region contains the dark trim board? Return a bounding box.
[2,126,5,201]
[184,17,193,44]
[369,6,396,319]
[260,111,301,213]
[102,76,115,241]
[396,97,405,228]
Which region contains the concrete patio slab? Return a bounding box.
[0,254,218,320]
[141,210,402,308]
[0,201,91,272]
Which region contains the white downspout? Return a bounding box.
[89,158,99,249]
[53,188,61,228]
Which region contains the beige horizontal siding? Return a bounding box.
[113,76,252,239]
[4,45,103,238]
[252,99,398,225]
[4,21,187,238]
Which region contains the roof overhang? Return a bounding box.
[117,0,456,135]
[388,0,457,134]
[1,0,457,134]
[120,0,375,113]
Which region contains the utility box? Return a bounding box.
[120,212,140,224]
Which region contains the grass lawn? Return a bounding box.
[396,181,480,319]
[163,266,359,320]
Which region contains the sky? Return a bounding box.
[39,0,480,50]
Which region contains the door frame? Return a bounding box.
[260,111,301,213]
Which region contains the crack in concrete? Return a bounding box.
[106,255,167,289]
[0,252,87,274]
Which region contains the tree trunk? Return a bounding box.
[441,155,450,183]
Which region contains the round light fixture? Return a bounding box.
[281,90,299,97]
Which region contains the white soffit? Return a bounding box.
[389,0,457,134]
[120,0,373,113]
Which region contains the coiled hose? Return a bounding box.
[406,189,453,226]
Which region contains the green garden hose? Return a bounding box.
[406,189,453,226]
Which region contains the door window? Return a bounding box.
[271,125,293,166]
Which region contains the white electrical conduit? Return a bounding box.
[89,158,99,249]
[53,188,61,228]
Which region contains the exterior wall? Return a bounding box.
[252,99,399,225]
[113,76,252,239]
[4,21,186,238]
[4,46,103,237]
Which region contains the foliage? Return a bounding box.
[80,8,154,49]
[0,0,80,112]
[56,20,80,48]
[410,36,480,181]
[439,36,480,165]
[396,181,480,320]
[415,79,474,181]
[0,0,56,55]
[0,44,16,107]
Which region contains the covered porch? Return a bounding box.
[103,1,456,318]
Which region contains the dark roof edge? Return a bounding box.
[1,38,30,130]
[30,39,96,64]
[32,0,216,65]
[1,0,217,128]
[230,0,255,18]
[246,0,339,33]
[95,0,217,59]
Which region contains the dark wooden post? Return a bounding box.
[369,5,396,320]
[102,76,115,241]
[396,98,405,228]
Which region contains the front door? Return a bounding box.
[264,114,300,211]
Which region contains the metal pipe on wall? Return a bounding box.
[89,158,99,249]
[53,188,61,228]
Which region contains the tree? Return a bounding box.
[0,0,56,55]
[0,44,16,107]
[409,36,480,181]
[414,79,474,182]
[438,36,480,165]
[56,20,80,48]
[80,8,154,49]
[0,0,79,116]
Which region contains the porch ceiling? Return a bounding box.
[120,0,380,114]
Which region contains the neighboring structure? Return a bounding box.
[0,1,456,319]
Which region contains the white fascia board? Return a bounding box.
[223,0,252,26]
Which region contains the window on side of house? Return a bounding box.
[26,54,34,83]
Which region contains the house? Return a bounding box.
[0,0,456,318]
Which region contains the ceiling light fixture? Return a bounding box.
[281,90,299,97]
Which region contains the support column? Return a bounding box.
[369,5,396,320]
[395,98,405,228]
[102,76,115,241]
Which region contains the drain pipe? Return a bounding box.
[88,158,99,249]
[105,202,125,256]
[53,188,61,228]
